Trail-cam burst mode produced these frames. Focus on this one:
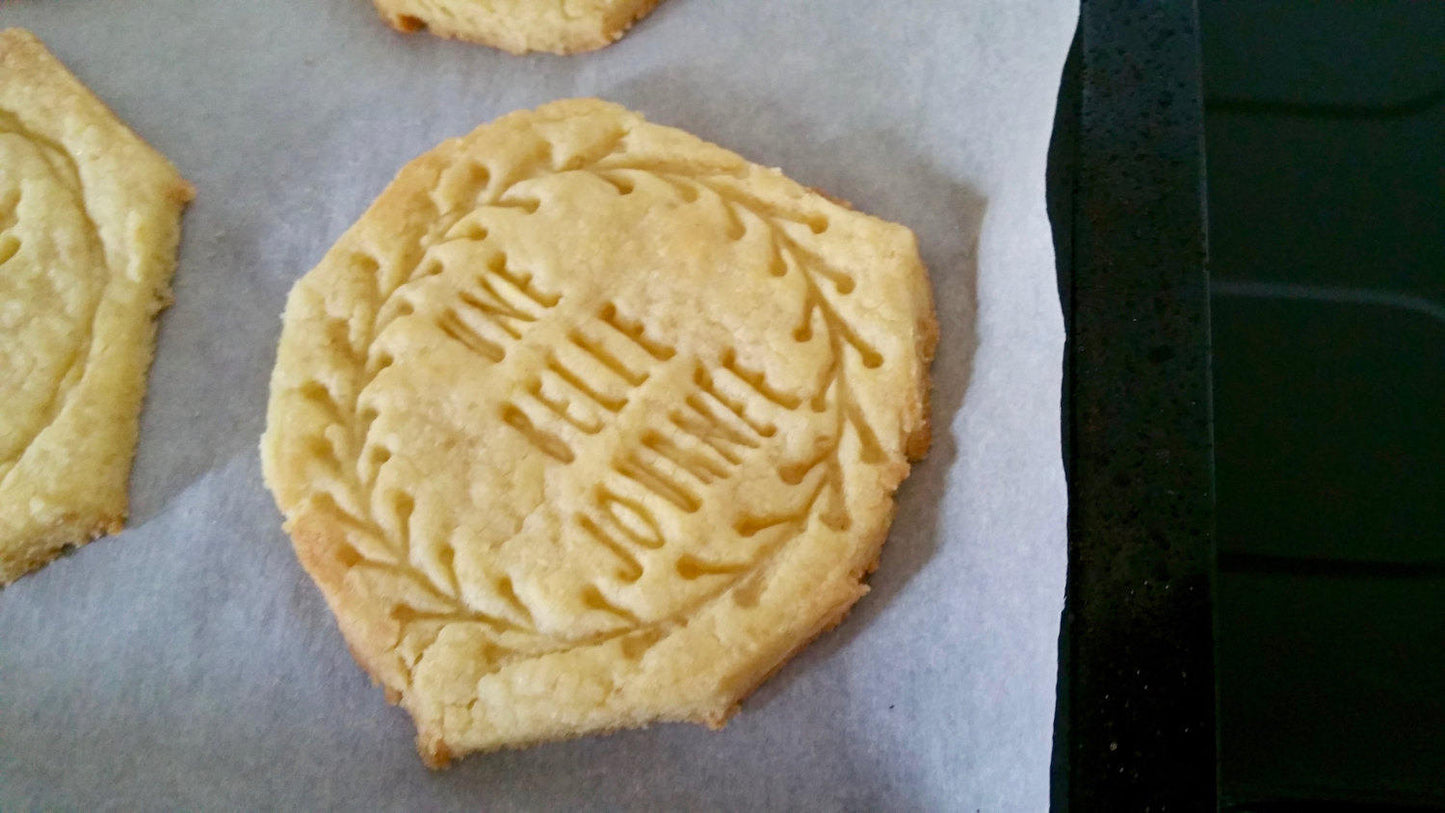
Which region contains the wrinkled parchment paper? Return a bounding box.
[0,1,1076,807]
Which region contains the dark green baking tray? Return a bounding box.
[1048,1,1216,809]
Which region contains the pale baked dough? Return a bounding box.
[0,30,193,585]
[262,99,935,765]
[372,0,663,54]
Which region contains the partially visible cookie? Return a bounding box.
[0,29,193,585]
[373,0,664,55]
[262,99,935,765]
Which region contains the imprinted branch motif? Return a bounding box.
[293,130,890,682]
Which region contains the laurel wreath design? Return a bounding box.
[291,131,888,677]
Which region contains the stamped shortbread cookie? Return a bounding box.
[262,99,935,765]
[0,30,193,585]
[373,0,663,55]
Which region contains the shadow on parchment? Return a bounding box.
[421,73,986,807]
[122,196,290,528]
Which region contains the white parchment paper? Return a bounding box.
[0,1,1076,807]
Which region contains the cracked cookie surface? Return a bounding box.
[0,29,192,585]
[372,0,664,55]
[261,98,935,765]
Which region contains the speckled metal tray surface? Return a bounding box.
[1047,1,1216,809]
